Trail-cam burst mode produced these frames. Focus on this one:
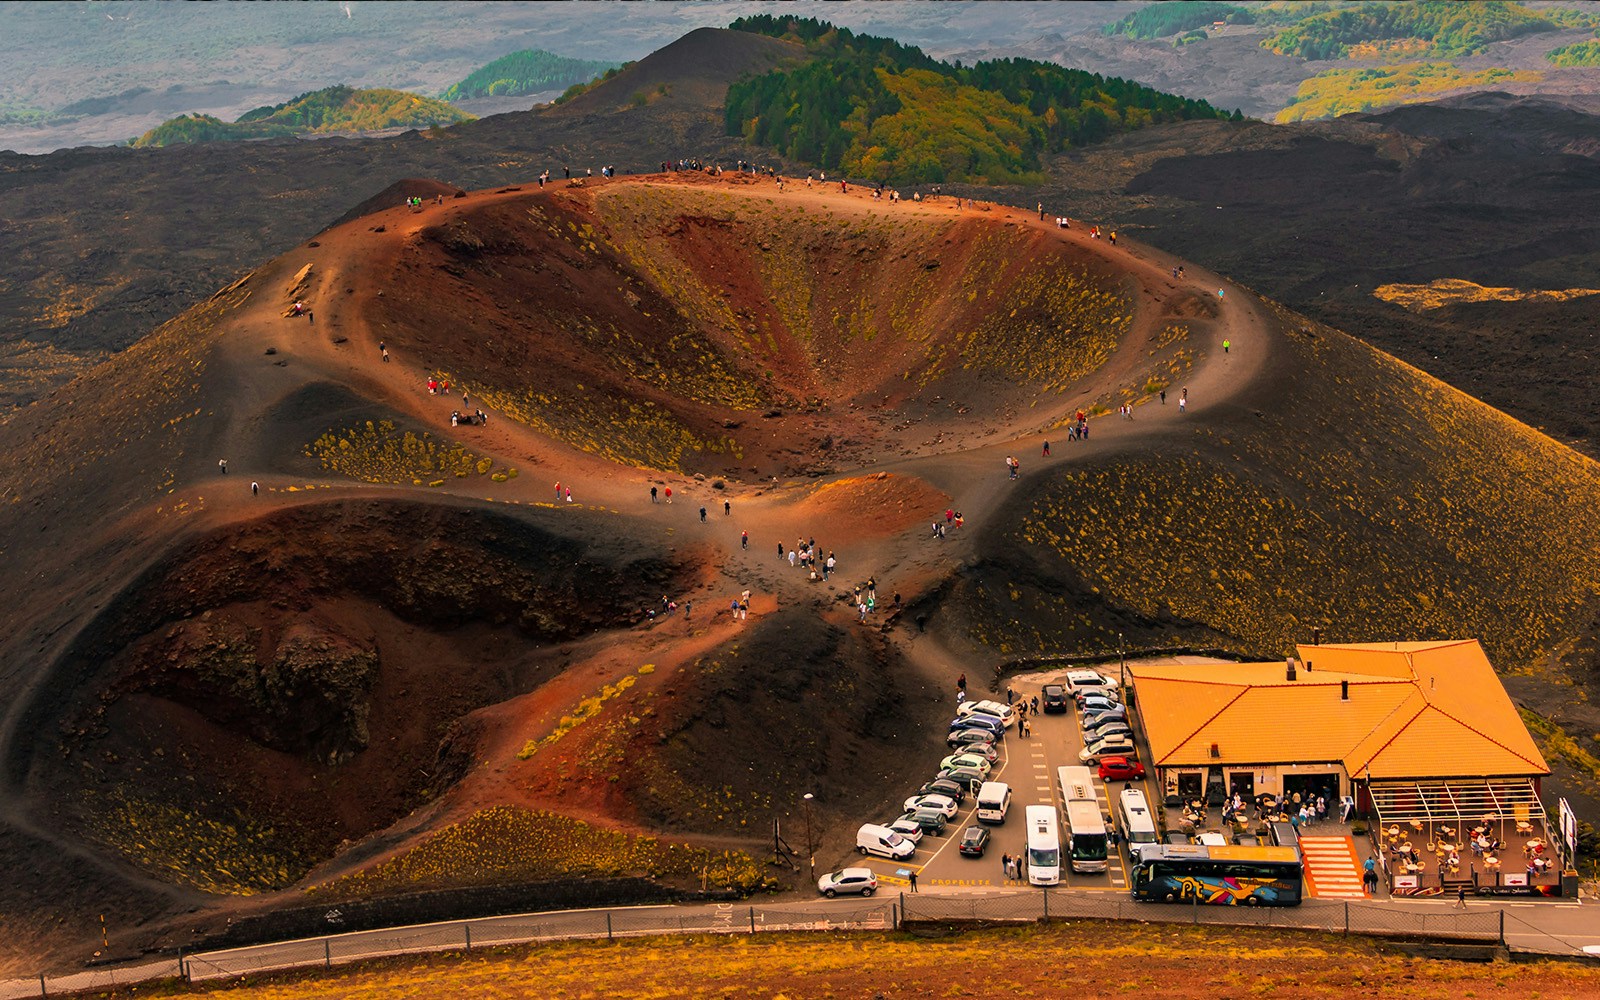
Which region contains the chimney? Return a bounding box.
[1341,679,1349,701]
[1306,660,1313,672]
[1210,742,1221,758]
[1286,657,1297,681]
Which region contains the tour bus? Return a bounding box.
[1129,844,1304,906]
[1057,766,1108,873]
[1117,786,1159,858]
[1024,805,1061,886]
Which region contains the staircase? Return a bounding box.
[1298,835,1367,899]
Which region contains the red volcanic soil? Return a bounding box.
[11,167,1537,976]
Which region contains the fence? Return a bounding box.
[901,889,1506,943]
[0,888,1524,998]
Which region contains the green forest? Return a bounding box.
[1547,39,1600,67]
[132,85,472,147]
[1103,2,1255,40]
[441,49,618,101]
[1262,0,1556,60]
[725,15,1235,185]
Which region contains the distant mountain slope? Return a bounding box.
[442,49,618,102]
[131,86,473,147]
[725,14,1234,184]
[547,25,804,116]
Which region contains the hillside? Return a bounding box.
[725,14,1235,184]
[131,86,473,147]
[442,49,618,102]
[0,171,1598,973]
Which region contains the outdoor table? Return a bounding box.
[1517,821,1534,833]
[1485,856,1500,868]
[1410,819,1424,831]
[1388,825,1401,838]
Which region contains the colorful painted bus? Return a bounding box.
[1129,844,1303,906]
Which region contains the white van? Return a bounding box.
[856,823,916,860]
[1025,805,1062,886]
[976,781,1013,824]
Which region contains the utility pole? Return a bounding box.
[1118,632,1127,691]
[803,793,817,883]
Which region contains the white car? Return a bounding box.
[818,867,878,897]
[1066,670,1119,695]
[940,752,994,775]
[903,793,959,819]
[886,816,926,844]
[1079,735,1136,762]
[957,699,1016,726]
[1197,831,1228,847]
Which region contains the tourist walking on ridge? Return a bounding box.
[1223,338,1231,354]
[1042,441,1051,457]
[651,486,658,503]
[741,530,748,550]
[699,506,707,523]
[218,459,227,475]
[724,500,731,516]
[250,481,258,496]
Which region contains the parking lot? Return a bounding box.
[849,667,1160,893]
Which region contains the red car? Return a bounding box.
[1098,756,1146,782]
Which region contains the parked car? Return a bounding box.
[886,816,926,844]
[856,824,916,860]
[1081,705,1127,727]
[917,777,967,803]
[818,867,878,897]
[1164,830,1192,845]
[940,752,994,775]
[900,809,948,835]
[1083,720,1133,742]
[1066,669,1119,696]
[1079,734,1136,762]
[949,715,1005,738]
[1097,756,1146,782]
[951,741,999,763]
[942,767,989,793]
[1197,831,1228,847]
[957,699,1016,726]
[1041,684,1070,713]
[1233,833,1261,847]
[947,728,1000,750]
[902,793,959,819]
[958,825,991,857]
[1077,693,1121,713]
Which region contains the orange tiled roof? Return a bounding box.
[1130,641,1548,779]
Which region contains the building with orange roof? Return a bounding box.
[1129,640,1548,825]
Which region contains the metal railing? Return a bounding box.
[901,888,1506,942]
[0,886,1529,998]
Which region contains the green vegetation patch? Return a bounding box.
[442,49,618,101]
[727,14,1233,185]
[1264,1,1557,60]
[1547,38,1600,67]
[309,806,769,898]
[1277,63,1540,122]
[1104,2,1254,40]
[132,85,472,147]
[87,789,311,896]
[444,376,741,474]
[306,419,514,485]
